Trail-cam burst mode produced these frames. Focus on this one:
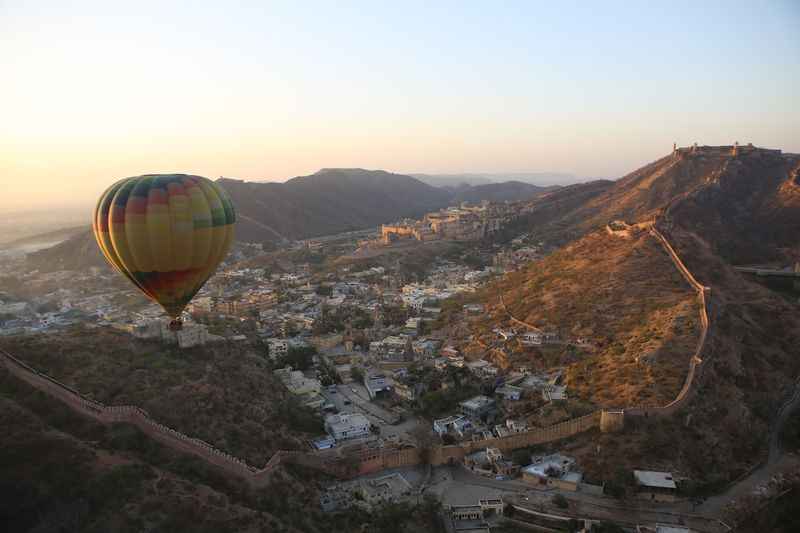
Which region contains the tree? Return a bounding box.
[604,467,630,499]
[418,320,431,336]
[273,346,318,371]
[350,367,365,383]
[592,521,626,533]
[511,449,532,467]
[315,285,333,297]
[381,304,408,327]
[410,424,437,465]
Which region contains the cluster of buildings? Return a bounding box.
[273,366,326,409]
[378,201,530,246]
[492,235,546,271]
[433,395,523,442]
[323,412,372,442]
[120,318,211,348]
[2,201,696,527]
[319,472,413,512]
[425,366,570,445]
[446,498,505,533]
[0,267,111,336]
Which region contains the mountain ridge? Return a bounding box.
[471,144,800,487]
[25,169,553,271]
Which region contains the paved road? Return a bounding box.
[434,466,729,533]
[325,383,422,443]
[769,377,800,463]
[697,377,800,517]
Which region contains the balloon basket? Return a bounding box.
[168,319,183,331]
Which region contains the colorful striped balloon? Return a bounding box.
[93,174,235,321]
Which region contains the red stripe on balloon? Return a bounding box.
[148,188,169,205]
[126,197,147,215]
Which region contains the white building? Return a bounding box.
[171,322,209,348]
[123,319,208,348]
[433,415,472,438]
[267,339,289,359]
[520,331,544,346]
[522,453,582,491]
[466,359,498,378]
[325,413,371,441]
[0,301,31,315]
[460,395,496,419]
[542,385,568,402]
[364,371,391,399]
[633,470,678,502]
[495,384,523,401]
[274,367,322,396]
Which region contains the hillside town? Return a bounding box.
[0,205,711,533]
[3,143,800,531]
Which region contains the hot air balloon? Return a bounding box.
[93,174,235,330]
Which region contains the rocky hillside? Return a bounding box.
[0,327,321,467]
[474,145,800,487]
[220,169,452,243]
[477,226,701,408]
[516,146,800,260]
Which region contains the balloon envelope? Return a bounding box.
[93,174,235,318]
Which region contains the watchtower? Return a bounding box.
[600,409,625,433]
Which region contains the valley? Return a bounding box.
[2,144,799,532]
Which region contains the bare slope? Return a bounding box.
[474,146,800,487]
[518,147,800,259]
[482,227,700,407]
[221,169,453,243]
[0,327,320,467]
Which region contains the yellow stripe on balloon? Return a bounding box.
[93,174,235,320]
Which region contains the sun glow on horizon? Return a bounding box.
[2,0,799,209]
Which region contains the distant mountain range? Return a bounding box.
[26,168,554,271]
[411,172,592,189]
[217,168,552,243]
[449,181,559,204]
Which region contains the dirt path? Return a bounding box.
[769,377,800,463]
[698,454,799,517]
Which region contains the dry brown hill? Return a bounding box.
[473,145,800,487]
[0,327,319,467]
[479,227,700,408]
[518,146,800,261]
[222,169,554,243]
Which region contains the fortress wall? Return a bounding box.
[0,351,609,487]
[0,349,258,481]
[500,221,711,420]
[626,226,711,418]
[1,350,107,421]
[428,412,601,462]
[432,445,467,465]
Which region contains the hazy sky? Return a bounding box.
[2,1,799,210]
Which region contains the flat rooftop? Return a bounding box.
[634,470,677,490]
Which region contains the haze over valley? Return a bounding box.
[2,2,799,533]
